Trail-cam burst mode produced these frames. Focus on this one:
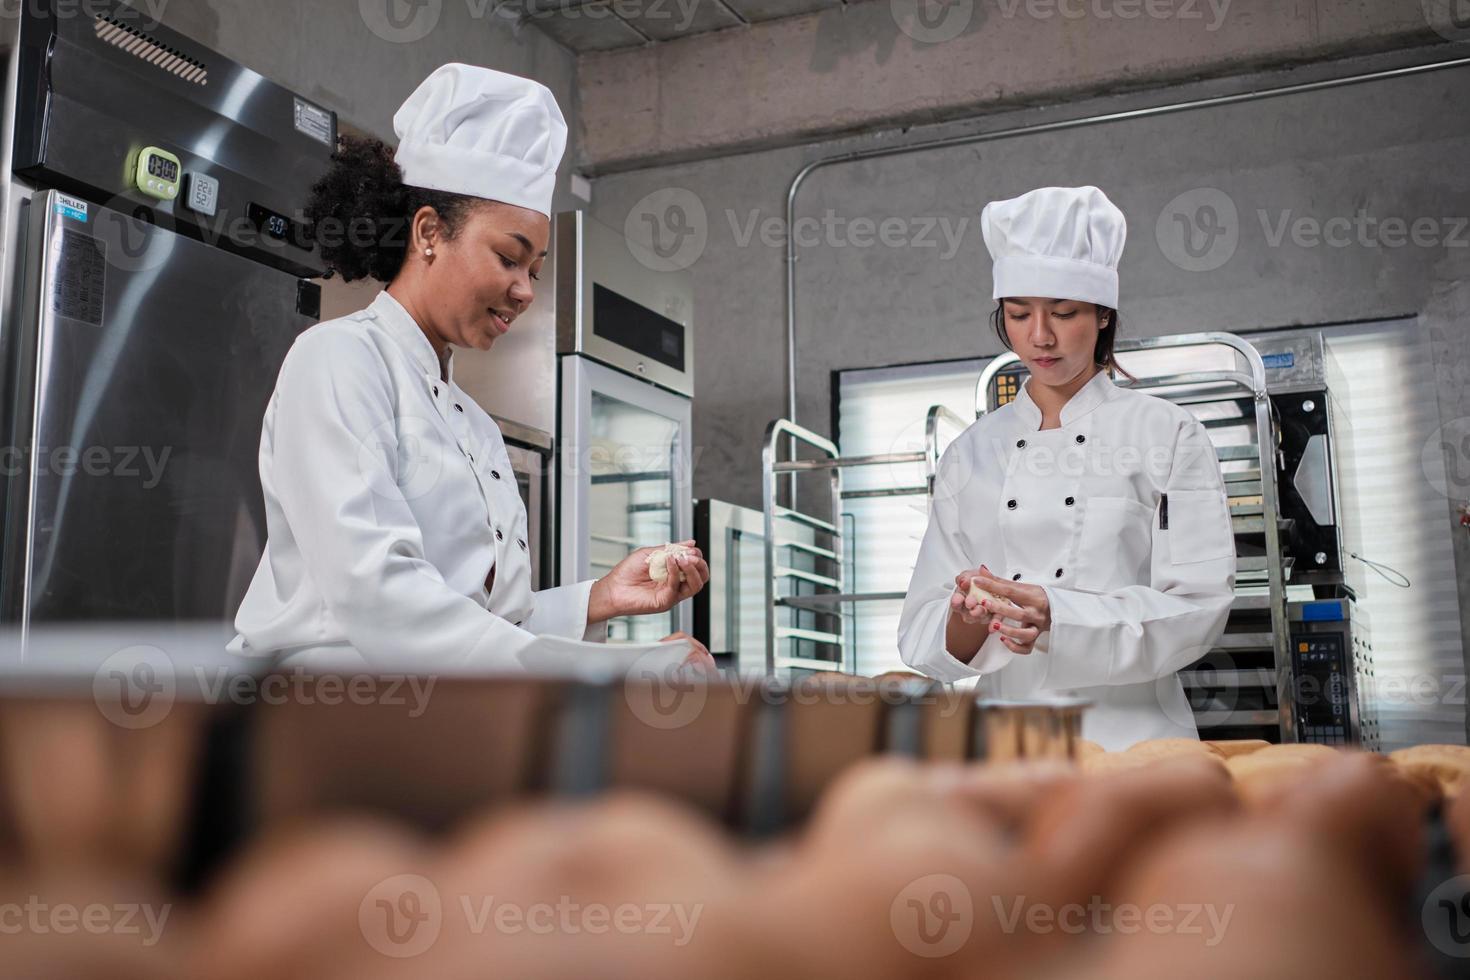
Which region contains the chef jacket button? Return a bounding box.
[514,621,523,628]
[1016,439,1027,449]
[517,538,526,551]
[1012,573,1022,581]
[467,453,474,463]
[455,403,464,412]
[432,386,439,396]
[491,470,501,480]
[495,529,504,541]
[1065,496,1075,506]
[1055,568,1064,578]
[1075,434,1086,444]
[1006,499,1017,509]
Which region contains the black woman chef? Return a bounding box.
[897,185,1235,748]
[229,64,712,669]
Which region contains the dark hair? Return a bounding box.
[990,300,1137,382]
[305,135,482,283]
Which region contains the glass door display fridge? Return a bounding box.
[555,212,694,641]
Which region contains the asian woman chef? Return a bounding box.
[230,64,712,670]
[897,185,1236,749]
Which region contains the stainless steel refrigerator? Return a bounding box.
[0,2,331,637]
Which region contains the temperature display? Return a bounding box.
[247,202,310,249]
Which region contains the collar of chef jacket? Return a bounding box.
[1009,367,1118,429]
[368,289,454,385]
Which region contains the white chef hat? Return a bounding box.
[393,63,567,218]
[981,185,1126,309]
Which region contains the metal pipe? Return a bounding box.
[783,54,1470,426]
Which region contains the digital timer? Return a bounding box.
[133,146,181,201]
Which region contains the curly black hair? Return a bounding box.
[305,135,481,283]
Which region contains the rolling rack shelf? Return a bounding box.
[760,411,968,676]
[952,332,1299,743]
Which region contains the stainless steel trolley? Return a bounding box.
[759,411,966,676]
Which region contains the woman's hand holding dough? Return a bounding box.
[588,541,709,621]
[950,568,997,627]
[971,568,1051,655]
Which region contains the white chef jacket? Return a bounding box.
[897,369,1236,749]
[229,290,598,669]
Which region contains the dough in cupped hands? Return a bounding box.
[647,543,692,584]
[967,580,999,607]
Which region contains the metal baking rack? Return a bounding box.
[759,411,966,676]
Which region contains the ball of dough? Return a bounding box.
[967,580,999,606]
[646,543,692,583]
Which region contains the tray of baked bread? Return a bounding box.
[2,665,1469,977]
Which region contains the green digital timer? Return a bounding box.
[133,146,181,201]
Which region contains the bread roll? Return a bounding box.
[1450,788,1470,875]
[646,543,692,583]
[194,818,428,980]
[1025,757,1237,898]
[1260,753,1427,900]
[1225,752,1317,807]
[1391,743,1470,760]
[1081,751,1153,776]
[1124,738,1223,760]
[1087,814,1422,980]
[1253,742,1340,759]
[0,871,183,980]
[874,669,928,683]
[1388,746,1470,798]
[1204,739,1270,759]
[758,759,1025,980]
[340,793,750,980]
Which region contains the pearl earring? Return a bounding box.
[425,247,434,258]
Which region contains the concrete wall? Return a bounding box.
[590,51,1470,512]
[577,0,1449,173]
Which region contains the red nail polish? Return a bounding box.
[990,622,999,632]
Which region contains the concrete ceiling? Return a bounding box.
[517,0,871,52]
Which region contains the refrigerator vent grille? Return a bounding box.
[93,16,209,86]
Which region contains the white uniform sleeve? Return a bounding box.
[526,581,599,640]
[898,443,1018,682]
[269,332,534,667]
[1038,418,1236,688]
